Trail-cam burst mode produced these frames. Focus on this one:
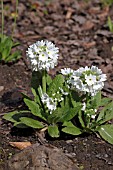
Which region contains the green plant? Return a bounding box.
[12,0,18,38]
[0,0,21,63]
[3,72,82,137]
[3,40,113,144]
[101,0,113,6]
[0,34,21,62]
[60,66,113,144]
[107,16,113,32]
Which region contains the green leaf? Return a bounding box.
[97,124,113,144]
[47,112,61,124]
[2,37,13,59]
[31,88,41,104]
[3,110,30,123]
[24,98,46,120]
[20,117,44,129]
[48,124,59,137]
[47,104,81,124]
[78,111,85,128]
[107,16,113,32]
[12,42,20,47]
[97,101,113,124]
[100,97,112,106]
[5,51,21,62]
[46,74,52,86]
[13,122,29,128]
[21,92,31,100]
[62,121,82,135]
[59,104,82,122]
[47,74,64,95]
[91,91,101,109]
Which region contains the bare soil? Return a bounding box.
[0,0,113,169]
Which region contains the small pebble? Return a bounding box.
[0,86,4,92]
[66,140,73,144]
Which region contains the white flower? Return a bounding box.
[59,87,68,95]
[91,114,96,119]
[60,68,74,76]
[41,93,56,114]
[85,74,97,86]
[26,40,59,71]
[81,102,86,111]
[67,66,107,96]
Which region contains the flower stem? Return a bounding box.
[1,0,4,39]
[12,0,18,38]
[42,70,46,93]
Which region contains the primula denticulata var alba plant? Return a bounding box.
[3,40,113,144]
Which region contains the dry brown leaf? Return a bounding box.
[82,41,96,49]
[98,6,109,20]
[66,8,74,19]
[9,142,32,150]
[82,20,94,30]
[88,7,100,14]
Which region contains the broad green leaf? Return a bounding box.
[91,91,101,109]
[12,42,20,47]
[3,110,30,123]
[64,96,71,108]
[21,92,31,100]
[78,111,85,128]
[2,37,13,59]
[97,124,113,144]
[107,16,113,32]
[24,98,46,120]
[47,104,81,124]
[20,117,44,129]
[48,124,59,137]
[62,121,82,135]
[97,101,113,124]
[38,86,43,99]
[46,74,52,86]
[47,112,60,124]
[59,105,82,122]
[13,122,29,128]
[47,106,70,124]
[100,97,112,106]
[5,51,21,62]
[31,88,41,104]
[47,74,64,95]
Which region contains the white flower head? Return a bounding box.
[68,66,107,96]
[59,87,68,95]
[81,102,86,111]
[85,74,96,85]
[41,93,56,114]
[60,68,74,76]
[26,40,59,71]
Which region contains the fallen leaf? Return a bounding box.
[9,142,32,150]
[66,8,74,19]
[82,41,96,49]
[82,20,94,30]
[98,6,109,20]
[88,7,100,14]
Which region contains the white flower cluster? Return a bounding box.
[26,40,59,71]
[41,93,57,114]
[81,102,97,119]
[61,66,107,96]
[60,68,74,76]
[41,87,68,114]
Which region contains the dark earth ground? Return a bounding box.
[1,0,113,169]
